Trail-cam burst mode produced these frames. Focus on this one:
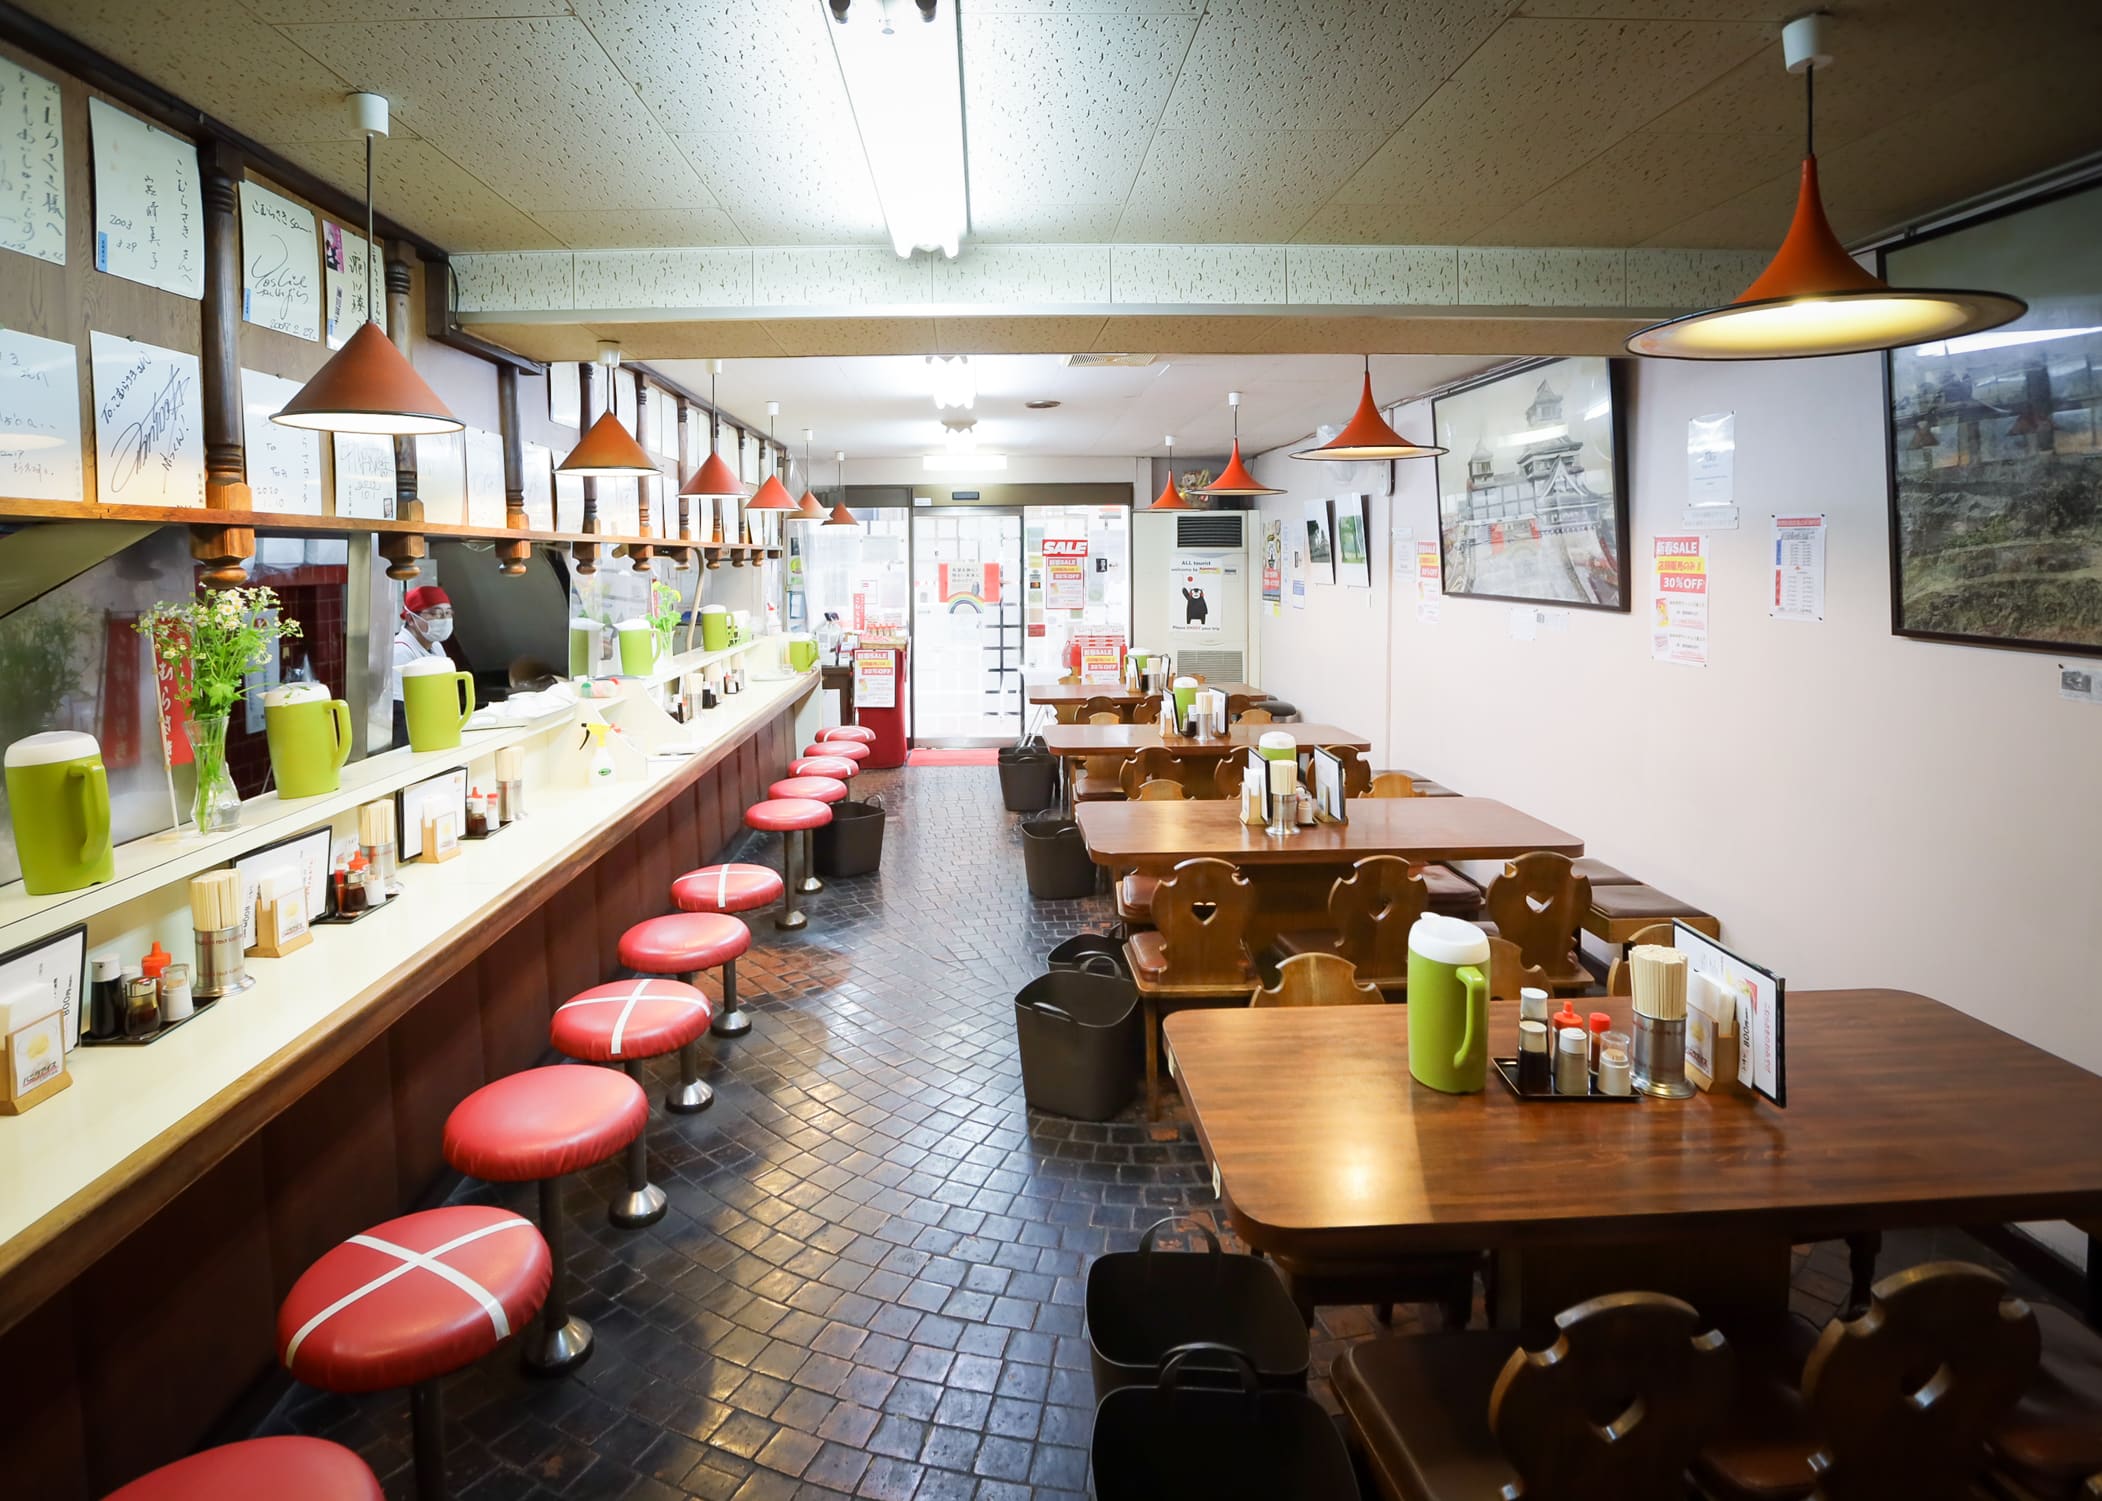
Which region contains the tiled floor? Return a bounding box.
[263,764,2058,1501]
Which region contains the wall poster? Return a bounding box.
[852,648,895,709]
[1333,493,1370,588]
[239,179,321,341]
[1261,519,1282,607]
[0,328,83,501]
[89,331,204,508]
[1302,498,1335,584]
[89,98,202,298]
[332,433,396,519]
[322,221,370,348]
[1650,533,1708,667]
[0,59,65,266]
[240,368,321,514]
[1169,550,1223,632]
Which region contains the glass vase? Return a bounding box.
[186,711,241,834]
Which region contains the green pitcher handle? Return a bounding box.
[1454,964,1485,1070]
[328,699,354,770]
[72,762,110,863]
[454,672,477,728]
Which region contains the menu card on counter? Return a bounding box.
[239,180,321,341]
[241,369,322,514]
[1673,922,1785,1108]
[0,59,65,266]
[0,329,83,501]
[89,331,204,507]
[89,98,202,298]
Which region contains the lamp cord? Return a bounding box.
[365,132,375,327]
[1805,65,1814,158]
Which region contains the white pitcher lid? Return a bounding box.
[399,656,456,678]
[264,682,330,707]
[615,617,651,632]
[1172,675,1197,688]
[1257,731,1296,753]
[700,604,727,615]
[1408,913,1490,967]
[570,616,600,630]
[5,730,101,767]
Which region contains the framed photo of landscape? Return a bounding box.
[1884,180,2102,656]
[1432,357,1629,612]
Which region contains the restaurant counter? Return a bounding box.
[0,662,820,1500]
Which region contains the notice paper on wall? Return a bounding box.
[90,331,204,507]
[1684,411,1737,529]
[852,648,896,709]
[321,222,370,349]
[0,60,65,266]
[89,98,203,299]
[1416,535,1443,624]
[1043,537,1086,610]
[1262,520,1283,607]
[240,369,322,514]
[239,180,321,341]
[0,329,83,502]
[332,433,396,519]
[1650,534,1709,667]
[1770,513,1826,622]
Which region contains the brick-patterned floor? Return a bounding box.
[264,764,2054,1500]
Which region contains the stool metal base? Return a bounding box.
[712,1009,752,1039]
[774,908,807,931]
[666,1077,714,1113]
[610,1182,667,1229]
[411,1379,449,1501]
[798,829,823,894]
[522,1313,594,1377]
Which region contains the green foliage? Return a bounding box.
[134,586,304,716]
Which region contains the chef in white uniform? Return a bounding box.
[391,584,455,742]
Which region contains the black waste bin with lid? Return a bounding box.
[1012,967,1140,1121]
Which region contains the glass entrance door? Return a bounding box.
[910,510,1023,743]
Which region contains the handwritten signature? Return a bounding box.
[108,363,191,496]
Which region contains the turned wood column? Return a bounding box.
[192,140,253,587]
[669,398,694,568]
[495,363,530,576]
[377,239,427,581]
[573,361,599,575]
[628,369,655,571]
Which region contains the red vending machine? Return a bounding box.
[851,639,908,769]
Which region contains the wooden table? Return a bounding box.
[1026,679,1260,708]
[1042,722,1370,761]
[1165,993,2102,1318]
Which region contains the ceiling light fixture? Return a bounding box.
[745,401,795,510]
[678,360,749,501]
[1148,436,1189,510]
[825,450,857,526]
[1197,392,1282,498]
[274,94,460,436]
[928,355,974,411]
[791,428,826,521]
[1625,14,2025,361]
[828,0,968,259]
[556,340,658,477]
[1292,356,1444,462]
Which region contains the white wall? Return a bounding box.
[1251,355,2102,1254]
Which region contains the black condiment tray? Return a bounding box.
[78,1002,210,1047]
[316,896,394,925]
[1490,1055,1639,1103]
[461,817,512,842]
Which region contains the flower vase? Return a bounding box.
[186,711,241,833]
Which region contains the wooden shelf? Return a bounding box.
[0,496,684,551]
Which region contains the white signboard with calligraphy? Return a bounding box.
[240,368,321,515]
[465,427,506,529]
[89,98,202,299]
[240,180,320,341]
[332,433,395,519]
[0,329,82,500]
[522,441,555,530]
[415,430,467,523]
[0,60,65,266]
[90,330,203,507]
[322,221,370,350]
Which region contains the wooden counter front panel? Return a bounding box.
[0,705,800,1498]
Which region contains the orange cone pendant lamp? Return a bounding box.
[1626,15,2024,361]
[1292,358,1444,461]
[789,429,826,521]
[746,401,795,510]
[1197,391,1282,498]
[1148,437,1189,510]
[679,361,747,500]
[274,96,461,436]
[824,450,857,526]
[558,343,656,476]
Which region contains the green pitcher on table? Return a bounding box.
[400,656,476,752]
[263,683,353,798]
[1407,913,1491,1094]
[4,731,114,896]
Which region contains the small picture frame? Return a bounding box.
[424,810,461,863]
[0,922,87,1054]
[4,1010,70,1113]
[400,769,467,860]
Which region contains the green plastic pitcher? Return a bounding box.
[699,606,730,652]
[1406,913,1492,1094]
[4,731,114,895]
[617,620,660,675]
[264,686,353,798]
[401,659,476,752]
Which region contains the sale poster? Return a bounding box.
[1415,536,1443,624]
[852,649,895,709]
[1043,537,1086,611]
[1650,534,1709,667]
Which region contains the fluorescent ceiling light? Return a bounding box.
[928,355,974,410]
[923,453,1008,472]
[829,0,968,259]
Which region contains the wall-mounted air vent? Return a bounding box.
[1175,514,1243,549]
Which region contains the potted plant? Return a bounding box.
[136,587,303,833]
[646,579,681,661]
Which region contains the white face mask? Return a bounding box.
[421,616,454,643]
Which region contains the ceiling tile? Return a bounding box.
[971,1,1203,13]
[1515,1,1772,16]
[1090,315,1284,353]
[450,250,575,312]
[970,203,1128,242]
[1470,124,1778,246]
[246,0,569,19]
[1115,129,1390,243]
[933,316,1112,354]
[1459,247,1625,306]
[575,250,753,311]
[278,16,718,212]
[932,247,1112,305]
[533,208,748,249]
[764,319,944,357]
[1287,246,1459,306]
[1112,246,1288,305]
[1624,248,1765,308]
[672,130,886,246]
[592,321,784,360]
[275,137,562,252]
[569,0,843,139]
[755,248,932,308]
[1323,17,1769,243]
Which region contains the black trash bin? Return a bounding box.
[1087,1218,1310,1401]
[1091,1345,1359,1501]
[998,736,1047,760]
[998,752,1056,812]
[1047,932,1128,978]
[1020,815,1094,898]
[813,795,884,878]
[1013,968,1140,1121]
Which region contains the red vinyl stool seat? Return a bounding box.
[278,1206,550,1500]
[552,977,714,1061]
[789,754,858,779]
[618,910,753,1048]
[107,1438,384,1501]
[818,725,876,744]
[672,862,784,914]
[746,798,833,932]
[442,1067,649,1379]
[769,775,847,803]
[804,739,869,761]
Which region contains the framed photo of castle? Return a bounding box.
[1432,357,1629,612]
[1884,180,2102,656]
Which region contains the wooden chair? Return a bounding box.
[1123,858,1257,1119]
[1212,751,1259,801]
[1073,712,1131,804]
[1481,852,1591,995]
[1336,1291,1734,1501]
[1134,777,1185,802]
[1606,921,1675,996]
[1314,744,1372,799]
[1251,952,1382,1008]
[1118,745,1183,799]
[1225,692,1262,721]
[1133,693,1163,724]
[1697,1262,2039,1501]
[1275,856,1425,990]
[1079,693,1125,723]
[1368,771,1419,798]
[1987,1301,2102,1501]
[1486,935,1549,1000]
[1236,706,1273,725]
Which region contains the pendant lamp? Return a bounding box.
[679,359,748,505]
[824,450,857,526]
[1197,392,1283,498]
[1626,14,2024,361]
[1292,357,1444,461]
[557,343,657,477]
[1148,436,1189,510]
[790,428,826,521]
[745,401,795,510]
[273,95,460,436]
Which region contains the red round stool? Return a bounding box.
[819,725,876,744]
[278,1206,550,1499]
[671,864,785,1036]
[769,778,847,896]
[442,1067,649,1375]
[617,911,750,1055]
[789,754,858,779]
[804,739,869,762]
[745,797,832,930]
[554,976,717,1111]
[108,1438,382,1501]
